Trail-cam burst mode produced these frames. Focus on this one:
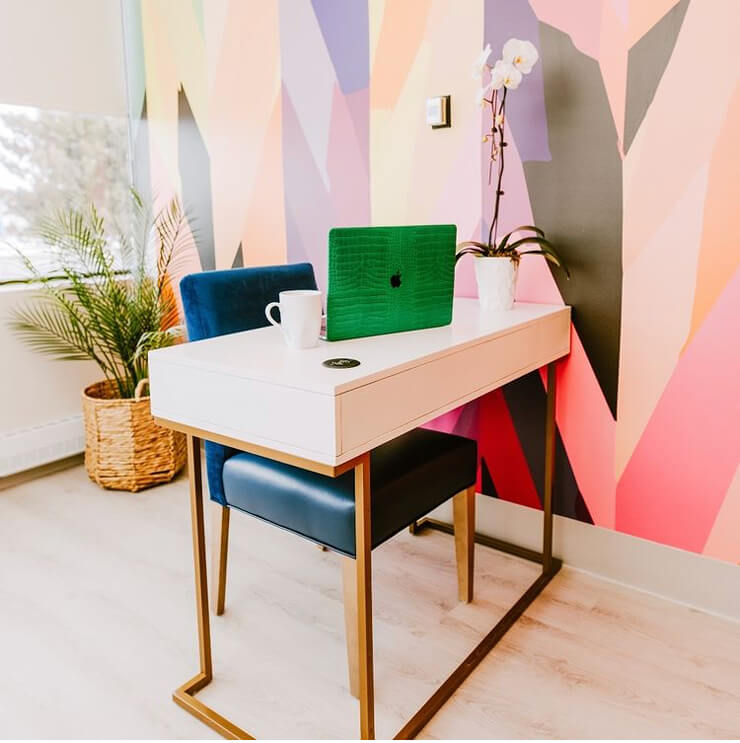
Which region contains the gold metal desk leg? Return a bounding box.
[188,434,212,679]
[399,361,562,738]
[172,435,253,740]
[354,454,375,739]
[542,362,556,573]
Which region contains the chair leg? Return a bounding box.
[341,556,360,699]
[453,485,476,603]
[209,502,230,615]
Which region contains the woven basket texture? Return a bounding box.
[82,380,185,492]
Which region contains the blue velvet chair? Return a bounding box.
[179,262,478,698]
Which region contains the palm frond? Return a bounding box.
[11,300,104,364]
[8,190,194,398]
[131,325,183,364]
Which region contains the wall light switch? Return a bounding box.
[426,95,450,128]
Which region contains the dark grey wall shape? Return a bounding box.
[523,23,623,417]
[480,457,498,498]
[232,243,244,268]
[178,88,215,271]
[131,94,151,208]
[502,372,590,522]
[624,0,689,153]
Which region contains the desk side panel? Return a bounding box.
[149,359,338,462]
[337,309,570,457]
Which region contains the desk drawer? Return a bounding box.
[149,359,338,459]
[337,310,569,456]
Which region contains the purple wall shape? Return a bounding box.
[311,0,370,94]
[483,0,551,164]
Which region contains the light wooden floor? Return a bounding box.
[1,465,739,739]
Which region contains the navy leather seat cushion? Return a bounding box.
[179,263,318,506]
[222,427,477,556]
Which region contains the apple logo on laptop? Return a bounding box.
[390,270,402,288]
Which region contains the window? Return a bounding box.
[0,104,131,282]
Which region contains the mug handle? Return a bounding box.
[265,301,281,327]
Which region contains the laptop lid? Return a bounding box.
[325,224,457,341]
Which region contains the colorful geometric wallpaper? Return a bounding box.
[122,0,740,565]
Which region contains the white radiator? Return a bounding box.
[0,415,85,476]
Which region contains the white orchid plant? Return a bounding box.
[457,38,568,277]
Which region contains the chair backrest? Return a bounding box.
[178,263,318,505]
[180,262,318,341]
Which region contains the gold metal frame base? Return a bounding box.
[170,362,561,739]
[394,518,562,739]
[171,522,561,741]
[173,673,254,740]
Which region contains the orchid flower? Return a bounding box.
[489,60,506,90]
[502,38,539,74]
[491,60,522,90]
[475,81,493,108]
[460,37,568,280]
[472,43,492,78]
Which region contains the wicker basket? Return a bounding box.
[82,379,186,492]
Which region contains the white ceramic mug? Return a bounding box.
[265,290,322,349]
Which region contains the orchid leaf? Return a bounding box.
[518,248,571,279]
[456,240,490,250]
[509,236,570,277]
[455,245,488,262]
[455,240,491,262]
[497,225,545,251]
[507,235,554,252]
[508,236,564,265]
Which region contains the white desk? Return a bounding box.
[150,298,571,739]
[150,299,570,467]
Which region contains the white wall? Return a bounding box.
[0,0,127,474]
[432,496,740,621]
[0,287,100,474]
[0,0,126,115]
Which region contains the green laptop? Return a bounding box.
[325,224,457,342]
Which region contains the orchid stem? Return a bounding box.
[487,88,507,251]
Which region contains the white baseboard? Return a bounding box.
[430,494,740,622]
[0,415,85,477]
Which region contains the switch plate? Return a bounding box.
[426,95,451,128]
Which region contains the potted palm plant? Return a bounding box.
[10,192,191,491]
[461,38,569,311]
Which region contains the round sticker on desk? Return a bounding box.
[323,357,360,369]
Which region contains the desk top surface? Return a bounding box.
[149,298,569,397]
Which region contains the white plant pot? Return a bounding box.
[474,255,518,311]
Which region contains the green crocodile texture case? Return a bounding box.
[326,224,456,341]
